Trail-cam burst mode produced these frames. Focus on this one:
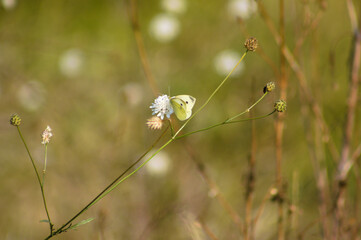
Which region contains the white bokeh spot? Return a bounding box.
[146,151,171,176]
[59,49,84,77]
[17,81,46,111]
[227,0,257,19]
[214,50,244,77]
[161,0,187,14]
[149,14,180,43]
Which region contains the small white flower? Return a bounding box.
[41,126,53,145]
[150,95,174,120]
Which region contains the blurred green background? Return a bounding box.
[1,0,360,239]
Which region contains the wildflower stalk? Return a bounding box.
[103,52,249,200]
[42,144,48,185]
[175,110,276,140]
[77,52,261,207]
[46,125,170,239]
[46,49,270,239]
[173,51,248,137]
[225,92,268,122]
[16,126,53,234]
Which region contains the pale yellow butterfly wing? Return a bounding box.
[170,95,196,121]
[170,97,188,121]
[175,95,196,109]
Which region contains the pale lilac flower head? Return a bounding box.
[150,95,174,120]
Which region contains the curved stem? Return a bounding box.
[175,110,276,140]
[42,144,48,186]
[46,50,248,239]
[46,126,170,239]
[173,52,248,138]
[16,127,53,234]
[225,92,268,123]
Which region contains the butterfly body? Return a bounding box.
[170,95,196,121]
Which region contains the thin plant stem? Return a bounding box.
[252,186,273,227]
[46,126,169,239]
[127,0,159,96]
[276,0,286,239]
[225,92,268,123]
[126,4,251,235]
[47,41,256,240]
[16,126,53,234]
[175,110,276,140]
[245,111,257,240]
[334,0,361,238]
[42,144,48,186]
[185,142,244,233]
[257,1,339,163]
[198,221,220,240]
[50,53,250,238]
[173,52,248,138]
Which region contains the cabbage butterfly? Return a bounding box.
[170,95,196,121]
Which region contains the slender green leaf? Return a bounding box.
[69,218,95,230]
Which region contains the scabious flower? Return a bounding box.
[41,126,53,145]
[10,114,21,126]
[150,95,174,120]
[146,116,164,130]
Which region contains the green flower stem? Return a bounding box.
[88,138,173,206]
[16,126,53,234]
[173,51,248,138]
[42,144,48,186]
[168,119,175,137]
[46,51,248,239]
[175,110,276,140]
[225,92,268,123]
[67,52,248,220]
[46,126,170,239]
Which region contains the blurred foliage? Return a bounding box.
[1,0,360,239]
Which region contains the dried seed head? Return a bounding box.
[146,116,164,130]
[263,82,276,93]
[10,114,21,126]
[244,37,258,52]
[274,100,287,112]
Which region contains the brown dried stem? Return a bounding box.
[127,0,159,96]
[275,0,287,239]
[185,143,244,234]
[198,221,220,240]
[244,116,257,240]
[334,0,361,238]
[257,1,340,163]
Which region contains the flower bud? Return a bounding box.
[263,82,275,93]
[10,114,21,126]
[274,100,287,112]
[244,37,258,52]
